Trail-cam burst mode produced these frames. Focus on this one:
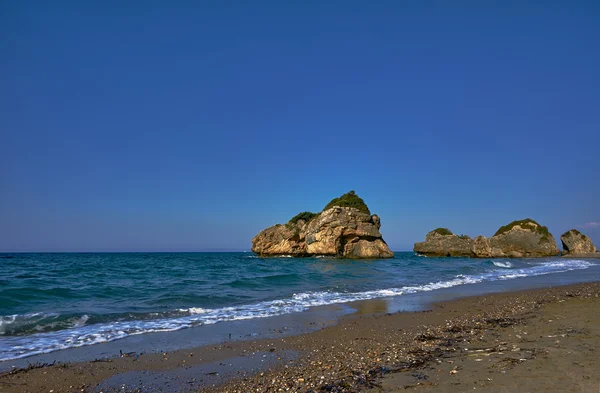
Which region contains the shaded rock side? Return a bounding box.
[561,229,598,256]
[413,229,474,257]
[252,207,394,259]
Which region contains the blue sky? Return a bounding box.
[1,1,599,252]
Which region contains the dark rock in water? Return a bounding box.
[413,228,473,257]
[561,229,598,257]
[252,191,394,259]
[414,218,560,258]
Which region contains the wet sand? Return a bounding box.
[1,282,598,393]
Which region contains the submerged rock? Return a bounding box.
[560,229,598,257]
[414,218,560,258]
[413,228,473,257]
[252,191,394,259]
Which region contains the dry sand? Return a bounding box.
[1,282,598,393]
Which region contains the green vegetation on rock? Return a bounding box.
[494,218,551,237]
[288,211,318,225]
[432,228,454,236]
[459,234,471,240]
[284,191,372,228]
[323,190,371,215]
[562,229,588,240]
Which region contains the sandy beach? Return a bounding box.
[1,281,598,393]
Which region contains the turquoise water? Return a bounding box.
[0,252,597,361]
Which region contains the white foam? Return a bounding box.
[73,315,89,327]
[492,261,512,268]
[184,308,207,314]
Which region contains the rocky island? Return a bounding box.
[414,218,561,258]
[560,229,600,258]
[252,191,394,259]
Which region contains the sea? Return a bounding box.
[1,252,599,364]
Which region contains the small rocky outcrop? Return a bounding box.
[414,218,560,258]
[413,228,473,257]
[252,191,394,259]
[472,235,493,258]
[486,219,560,258]
[561,229,599,257]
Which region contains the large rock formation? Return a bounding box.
[561,229,599,257]
[252,191,394,259]
[413,228,473,257]
[414,218,560,258]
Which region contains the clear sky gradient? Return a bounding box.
[1,1,599,252]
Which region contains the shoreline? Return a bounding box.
[1,281,599,392]
[2,256,598,369]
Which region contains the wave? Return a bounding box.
[492,261,513,268]
[0,313,92,337]
[0,259,595,362]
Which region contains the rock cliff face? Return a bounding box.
[561,229,598,257]
[414,219,560,258]
[472,235,493,258]
[252,192,394,259]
